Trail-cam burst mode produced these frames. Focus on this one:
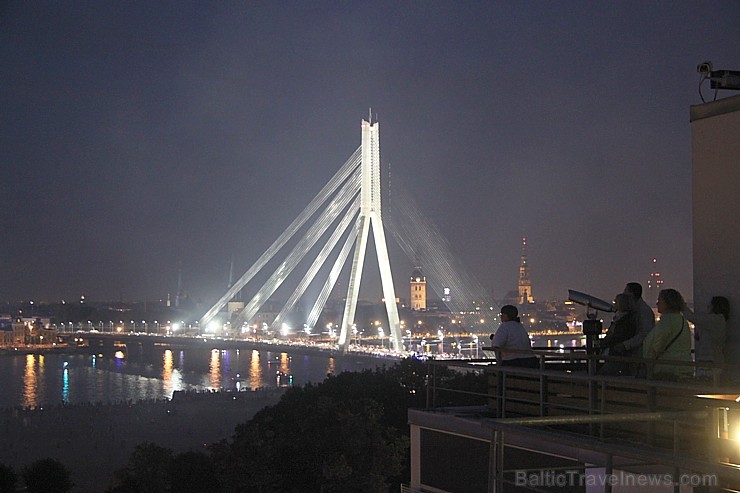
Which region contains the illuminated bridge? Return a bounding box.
[56,332,371,360]
[199,116,498,351]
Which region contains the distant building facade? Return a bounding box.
[410,267,427,311]
[0,325,12,346]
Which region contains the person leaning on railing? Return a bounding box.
[642,288,693,380]
[489,305,538,368]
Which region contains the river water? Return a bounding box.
[0,347,389,409]
[2,333,587,409]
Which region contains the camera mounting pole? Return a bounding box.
[581,308,603,356]
[567,290,616,356]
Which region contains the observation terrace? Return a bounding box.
[407,348,740,493]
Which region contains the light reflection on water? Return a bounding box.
[249,350,261,389]
[62,368,69,404]
[1,347,384,409]
[209,349,221,389]
[23,354,38,408]
[162,349,184,396]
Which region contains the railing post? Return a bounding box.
[588,354,598,437]
[605,453,613,493]
[539,354,548,417]
[587,352,597,377]
[672,466,680,493]
[432,363,438,408]
[488,430,504,493]
[495,348,505,418]
[600,380,607,439]
[673,418,680,455]
[425,363,431,409]
[647,384,657,446]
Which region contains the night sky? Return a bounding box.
[2,1,739,306]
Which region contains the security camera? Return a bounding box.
[567,290,615,313]
[697,61,713,76]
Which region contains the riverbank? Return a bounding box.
[0,389,285,492]
[0,344,77,356]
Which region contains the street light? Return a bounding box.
[378,327,385,349]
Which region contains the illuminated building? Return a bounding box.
[0,324,12,346]
[646,257,664,305]
[12,317,25,345]
[518,236,534,304]
[410,267,427,311]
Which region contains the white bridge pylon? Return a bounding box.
[199,118,402,351]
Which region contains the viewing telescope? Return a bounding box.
[567,289,615,354]
[567,290,616,314]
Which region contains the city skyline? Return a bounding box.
[2,2,739,305]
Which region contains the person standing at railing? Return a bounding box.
[643,289,692,379]
[489,305,538,368]
[611,283,655,357]
[683,296,729,379]
[598,293,639,376]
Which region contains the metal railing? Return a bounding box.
[425,349,740,451]
[426,347,739,408]
[420,352,740,492]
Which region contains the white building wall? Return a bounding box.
[690,94,740,367]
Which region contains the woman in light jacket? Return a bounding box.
[643,289,692,379]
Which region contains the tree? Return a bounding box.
[0,463,17,493]
[213,360,430,492]
[106,442,173,493]
[170,451,221,493]
[105,358,488,492]
[22,458,73,493]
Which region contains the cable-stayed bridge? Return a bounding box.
[200,118,498,351]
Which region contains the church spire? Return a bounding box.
[518,235,534,304]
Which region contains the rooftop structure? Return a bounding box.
[690,93,740,353]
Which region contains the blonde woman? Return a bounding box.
[643,289,692,379]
